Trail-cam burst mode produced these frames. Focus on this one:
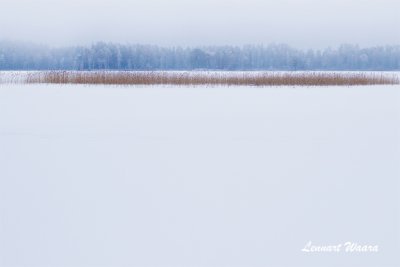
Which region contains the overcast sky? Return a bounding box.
[1,0,399,48]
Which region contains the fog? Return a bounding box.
[1,0,399,48]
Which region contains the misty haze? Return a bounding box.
[0,1,399,267]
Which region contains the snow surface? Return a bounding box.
[0,83,399,267]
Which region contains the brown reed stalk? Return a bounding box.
[22,71,400,86]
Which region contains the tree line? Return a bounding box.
[0,41,399,70]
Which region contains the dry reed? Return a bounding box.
[22,71,400,86]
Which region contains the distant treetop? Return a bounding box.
[0,41,399,71]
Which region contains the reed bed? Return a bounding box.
[19,71,400,86]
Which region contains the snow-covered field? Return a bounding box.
[0,81,399,266]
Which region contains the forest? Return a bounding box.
[1,41,399,71]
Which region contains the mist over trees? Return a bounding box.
[0,41,399,71]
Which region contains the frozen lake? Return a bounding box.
[0,83,399,267]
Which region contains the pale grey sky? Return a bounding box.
[1,0,399,48]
